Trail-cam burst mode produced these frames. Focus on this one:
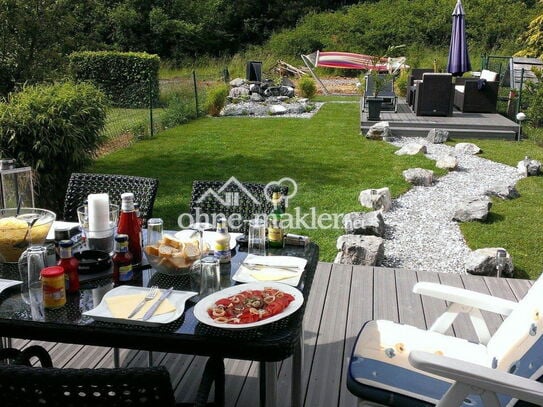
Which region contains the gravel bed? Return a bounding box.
[380,137,523,274]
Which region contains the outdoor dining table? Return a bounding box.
[0,234,319,407]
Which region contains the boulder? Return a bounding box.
[395,143,427,156]
[403,168,434,186]
[268,105,287,115]
[517,156,541,176]
[465,248,514,277]
[358,187,392,211]
[455,142,481,155]
[426,128,449,144]
[485,184,520,200]
[343,211,385,237]
[365,121,391,140]
[435,154,458,170]
[229,86,249,98]
[452,197,492,222]
[335,234,384,266]
[250,93,264,102]
[229,78,245,87]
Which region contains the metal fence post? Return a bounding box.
[192,70,199,118]
[148,74,154,138]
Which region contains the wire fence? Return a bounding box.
[101,71,224,145]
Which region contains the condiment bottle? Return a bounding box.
[113,234,134,285]
[41,266,66,309]
[267,191,285,248]
[57,239,80,293]
[117,192,142,268]
[213,217,231,263]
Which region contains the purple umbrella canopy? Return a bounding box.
[446,0,472,76]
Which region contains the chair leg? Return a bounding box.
[148,351,153,366]
[113,347,120,368]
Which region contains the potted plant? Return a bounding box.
[366,65,387,121]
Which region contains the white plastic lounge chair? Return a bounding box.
[348,275,543,406]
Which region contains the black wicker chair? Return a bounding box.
[406,68,434,106]
[0,346,224,407]
[413,73,454,117]
[189,180,288,234]
[63,173,159,226]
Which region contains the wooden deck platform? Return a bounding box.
[360,99,519,140]
[12,264,533,406]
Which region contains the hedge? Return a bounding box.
[68,51,160,108]
[0,82,107,213]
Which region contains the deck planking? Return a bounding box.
[360,99,519,139]
[12,263,533,407]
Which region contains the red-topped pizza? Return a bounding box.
[207,287,295,324]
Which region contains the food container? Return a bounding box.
[0,208,56,263]
[41,265,66,309]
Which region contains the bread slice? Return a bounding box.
[183,241,201,260]
[145,244,160,256]
[163,234,184,250]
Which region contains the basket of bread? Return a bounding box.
[144,234,208,275]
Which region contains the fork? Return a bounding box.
[127,286,159,319]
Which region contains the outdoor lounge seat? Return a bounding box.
[454,69,499,113]
[407,68,434,106]
[413,73,454,117]
[189,179,287,234]
[361,73,398,112]
[348,274,543,406]
[63,172,159,227]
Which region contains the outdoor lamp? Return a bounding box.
[495,249,507,278]
[0,159,34,209]
[516,112,527,141]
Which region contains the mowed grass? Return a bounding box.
[91,101,543,278]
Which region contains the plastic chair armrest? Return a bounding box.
[409,351,543,406]
[413,282,518,316]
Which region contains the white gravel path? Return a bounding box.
[379,137,523,274]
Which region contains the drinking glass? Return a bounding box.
[18,245,47,304]
[191,255,220,298]
[147,218,163,247]
[248,218,267,256]
[77,204,119,254]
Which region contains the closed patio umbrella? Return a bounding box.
[446,0,471,76]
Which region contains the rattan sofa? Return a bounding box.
[453,69,499,113]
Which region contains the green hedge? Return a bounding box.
[0,82,107,213]
[68,51,160,108]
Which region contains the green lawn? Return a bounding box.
[90,100,543,279]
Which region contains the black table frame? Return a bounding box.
[0,241,319,407]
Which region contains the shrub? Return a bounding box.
[298,76,317,99]
[0,82,107,213]
[394,69,409,98]
[69,51,160,108]
[204,84,229,116]
[162,92,199,128]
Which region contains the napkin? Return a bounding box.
[235,255,307,284]
[105,293,176,319]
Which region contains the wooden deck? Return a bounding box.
[11,263,533,406]
[360,99,519,140]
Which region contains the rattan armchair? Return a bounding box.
[63,173,159,226]
[453,69,499,113]
[189,179,288,234]
[407,68,434,106]
[413,73,454,117]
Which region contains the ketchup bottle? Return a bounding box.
[57,239,80,293]
[117,192,142,268]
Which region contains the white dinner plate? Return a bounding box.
[83,286,197,327]
[193,282,304,329]
[174,230,241,250]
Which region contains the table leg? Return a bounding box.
[148,351,153,366]
[260,361,278,407]
[113,347,120,368]
[291,333,304,407]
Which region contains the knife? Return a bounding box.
[142,287,174,321]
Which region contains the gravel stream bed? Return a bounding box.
[380,137,523,274]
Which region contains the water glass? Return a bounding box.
[191,255,220,298]
[248,218,267,256]
[147,218,163,247]
[18,245,47,305]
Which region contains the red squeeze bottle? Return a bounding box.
[117,192,142,268]
[57,239,80,293]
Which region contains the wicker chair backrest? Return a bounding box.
[189,180,288,234]
[63,173,159,226]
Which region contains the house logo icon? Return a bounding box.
[195,176,261,207]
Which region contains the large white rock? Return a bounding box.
[335,234,384,266]
[403,168,434,186]
[358,187,392,211]
[435,154,458,170]
[465,247,513,276]
[365,121,391,140]
[455,142,481,155]
[395,143,427,156]
[268,105,287,115]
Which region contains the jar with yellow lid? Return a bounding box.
[41,266,66,309]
